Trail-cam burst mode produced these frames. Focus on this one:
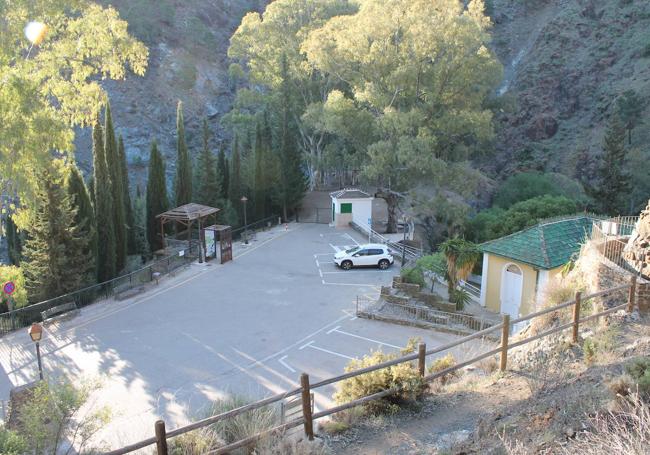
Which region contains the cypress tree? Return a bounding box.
[67,165,97,284]
[104,102,127,271]
[22,167,94,302]
[93,113,117,282]
[174,101,193,207]
[5,215,21,266]
[253,120,265,220]
[228,136,242,223]
[146,141,169,252]
[594,115,630,215]
[277,54,308,221]
[196,120,221,207]
[118,135,136,254]
[218,147,229,200]
[133,185,149,256]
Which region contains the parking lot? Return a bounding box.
[0,223,488,449]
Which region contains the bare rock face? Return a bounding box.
[526,114,559,141]
[624,200,650,278]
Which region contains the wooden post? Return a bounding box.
[418,343,426,377]
[300,373,314,441]
[155,420,168,455]
[572,291,582,343]
[500,315,510,372]
[628,275,638,313]
[160,217,166,248]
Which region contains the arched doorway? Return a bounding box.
[501,263,523,318]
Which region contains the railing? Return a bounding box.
[0,252,192,336]
[590,216,639,273]
[349,221,423,264]
[231,215,281,241]
[107,276,637,455]
[363,300,495,333]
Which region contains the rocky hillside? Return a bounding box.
[73,0,260,189]
[488,0,650,191]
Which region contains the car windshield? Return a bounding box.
[345,246,360,254]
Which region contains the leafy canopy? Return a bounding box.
[0,0,147,210]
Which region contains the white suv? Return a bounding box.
[334,244,394,270]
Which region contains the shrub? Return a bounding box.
[0,265,28,311]
[400,266,425,287]
[0,427,26,455]
[208,395,279,450]
[169,428,220,455]
[583,338,597,365]
[494,172,586,208]
[608,374,635,397]
[643,43,650,58]
[334,338,424,414]
[626,358,650,395]
[428,354,459,385]
[450,288,472,311]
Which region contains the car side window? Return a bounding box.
[368,249,382,255]
[356,250,368,256]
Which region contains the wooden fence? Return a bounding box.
[106,277,637,455]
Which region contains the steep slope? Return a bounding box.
[488,0,650,201]
[73,0,259,189]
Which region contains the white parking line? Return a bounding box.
[299,341,355,360]
[330,328,403,350]
[278,355,296,373]
[322,270,393,275]
[323,282,381,287]
[319,269,323,278]
[315,253,335,257]
[329,244,341,252]
[345,233,360,246]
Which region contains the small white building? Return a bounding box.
[330,189,373,231]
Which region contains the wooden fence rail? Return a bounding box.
[106,276,637,455]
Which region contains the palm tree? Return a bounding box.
[439,238,480,308]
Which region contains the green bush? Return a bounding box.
[334,338,425,414]
[643,43,650,58]
[169,429,219,455]
[428,354,460,385]
[450,288,471,311]
[493,172,586,208]
[401,266,425,287]
[0,427,26,455]
[416,253,446,275]
[625,357,650,395]
[0,265,27,311]
[467,195,578,243]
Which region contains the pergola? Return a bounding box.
[156,203,220,260]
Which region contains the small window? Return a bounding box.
[368,249,383,255]
[340,203,352,214]
[506,264,522,275]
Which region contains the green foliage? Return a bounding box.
[0,427,26,455]
[132,188,149,256]
[228,137,243,221]
[118,136,136,255]
[195,120,222,208]
[334,338,424,414]
[625,357,650,395]
[582,338,597,365]
[439,238,480,304]
[174,101,193,207]
[4,215,22,266]
[218,149,230,201]
[494,172,587,208]
[146,142,169,252]
[104,102,127,272]
[66,165,97,285]
[169,428,219,455]
[401,267,425,287]
[0,266,28,311]
[428,353,459,385]
[22,165,95,302]
[467,195,579,243]
[92,114,117,282]
[208,395,278,448]
[18,379,110,454]
[0,1,147,213]
[416,253,447,275]
[617,89,645,144]
[450,288,472,311]
[592,115,630,215]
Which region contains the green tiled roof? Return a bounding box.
[480,215,597,270]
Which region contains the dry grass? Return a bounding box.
[562,394,650,454]
[319,407,364,435]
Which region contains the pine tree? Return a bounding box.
[66,165,97,284]
[174,101,193,207]
[146,141,169,252]
[104,102,127,272]
[594,115,630,215]
[22,167,94,302]
[5,215,21,266]
[277,54,308,221]
[118,135,136,254]
[196,120,221,207]
[93,113,117,282]
[253,120,265,220]
[218,147,229,201]
[228,135,243,223]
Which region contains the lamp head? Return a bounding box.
[28,323,43,342]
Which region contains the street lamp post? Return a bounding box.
[241,196,249,245]
[28,323,44,380]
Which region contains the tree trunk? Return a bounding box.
[375,188,400,234]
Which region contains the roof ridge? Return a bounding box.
[539,225,551,268]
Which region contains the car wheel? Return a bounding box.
[341,260,353,270]
[378,259,390,270]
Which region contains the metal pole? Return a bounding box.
[35,341,43,380]
[243,201,249,245]
[401,221,407,267]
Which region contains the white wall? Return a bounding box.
[349,199,373,231]
[480,253,489,307]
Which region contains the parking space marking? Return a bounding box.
[299,341,355,360]
[345,233,360,245]
[278,355,296,373]
[322,282,381,287]
[329,244,342,252]
[319,269,323,278]
[315,253,335,257]
[329,327,403,350]
[322,270,393,275]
